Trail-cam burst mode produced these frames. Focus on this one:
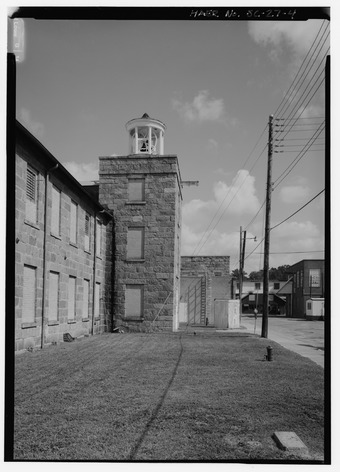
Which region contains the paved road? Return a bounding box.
[240,315,325,368]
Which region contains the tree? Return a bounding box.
[249,270,263,281]
[269,265,291,280]
[231,269,248,280]
[248,266,291,281]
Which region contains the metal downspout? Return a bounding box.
[41,164,58,349]
[91,215,97,336]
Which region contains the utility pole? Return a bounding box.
[261,114,274,338]
[239,226,243,321]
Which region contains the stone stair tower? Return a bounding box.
[98,113,182,332]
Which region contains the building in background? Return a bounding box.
[180,256,231,326]
[231,279,293,315]
[288,259,325,318]
[15,121,112,351]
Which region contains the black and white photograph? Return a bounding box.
[5,2,334,467]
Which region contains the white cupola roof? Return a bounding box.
[125,113,166,155]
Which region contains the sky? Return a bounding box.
[10,5,331,275]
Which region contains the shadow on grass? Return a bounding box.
[128,335,184,460]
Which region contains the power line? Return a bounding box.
[192,22,328,262]
[275,26,329,119]
[274,20,329,118]
[193,141,268,256]
[244,199,266,231]
[270,189,325,231]
[273,124,325,189]
[250,250,324,255]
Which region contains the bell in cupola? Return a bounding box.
[125,113,166,155]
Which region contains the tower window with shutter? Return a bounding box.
[127,227,144,259]
[26,166,38,223]
[128,178,145,201]
[125,285,144,318]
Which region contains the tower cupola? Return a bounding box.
[125,113,166,155]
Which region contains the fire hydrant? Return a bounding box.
[266,345,273,361]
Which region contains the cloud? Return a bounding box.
[18,108,44,137]
[63,161,99,183]
[269,220,324,266]
[172,90,227,124]
[181,170,323,273]
[280,185,310,204]
[181,170,260,267]
[298,104,324,119]
[183,170,260,234]
[248,20,326,61]
[181,223,240,258]
[213,168,232,179]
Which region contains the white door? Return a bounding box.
[179,302,188,323]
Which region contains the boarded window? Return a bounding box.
[26,166,38,223]
[126,285,143,318]
[249,294,255,301]
[95,282,100,318]
[128,178,145,201]
[23,265,36,323]
[49,271,59,321]
[51,186,61,236]
[68,276,76,321]
[96,220,102,256]
[127,227,144,259]
[83,279,90,319]
[70,200,78,244]
[85,213,90,251]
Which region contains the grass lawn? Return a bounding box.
[13,332,325,462]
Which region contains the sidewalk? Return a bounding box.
[240,315,324,368]
[179,316,324,368]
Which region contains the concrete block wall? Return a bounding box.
[99,154,182,332]
[15,141,111,351]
